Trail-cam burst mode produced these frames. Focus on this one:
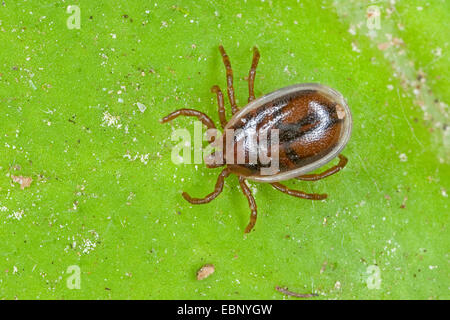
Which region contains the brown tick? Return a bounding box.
[161,46,352,233]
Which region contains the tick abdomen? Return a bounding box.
[228,89,344,176]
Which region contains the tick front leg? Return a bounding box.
[211,85,227,129]
[296,154,348,182]
[271,182,327,200]
[218,45,239,115]
[182,168,230,204]
[238,177,258,233]
[248,46,260,102]
[160,108,217,142]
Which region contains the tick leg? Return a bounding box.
[160,108,217,142]
[205,152,224,169]
[238,177,258,233]
[248,46,260,102]
[211,85,227,129]
[271,182,327,200]
[296,154,348,182]
[218,45,239,115]
[182,168,230,204]
[160,108,216,129]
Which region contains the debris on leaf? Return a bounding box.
[320,261,328,274]
[136,102,147,113]
[11,175,33,190]
[377,42,391,51]
[196,264,215,280]
[400,196,408,209]
[275,286,318,298]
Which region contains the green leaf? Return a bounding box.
[0,0,448,299]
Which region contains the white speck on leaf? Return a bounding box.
[101,111,122,129]
[351,42,361,53]
[136,102,147,113]
[8,210,24,221]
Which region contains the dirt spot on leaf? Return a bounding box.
[196,264,215,280]
[11,175,33,190]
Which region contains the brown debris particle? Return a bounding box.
[377,42,391,51]
[275,286,318,298]
[11,175,33,190]
[196,264,215,280]
[400,196,408,209]
[320,261,328,274]
[392,37,404,46]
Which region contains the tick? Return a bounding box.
[161,46,352,233]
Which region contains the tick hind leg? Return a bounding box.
[271,182,327,200]
[219,45,239,115]
[160,108,217,143]
[248,46,260,102]
[238,177,258,233]
[296,154,348,181]
[182,168,230,204]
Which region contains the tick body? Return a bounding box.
[161,46,352,233]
